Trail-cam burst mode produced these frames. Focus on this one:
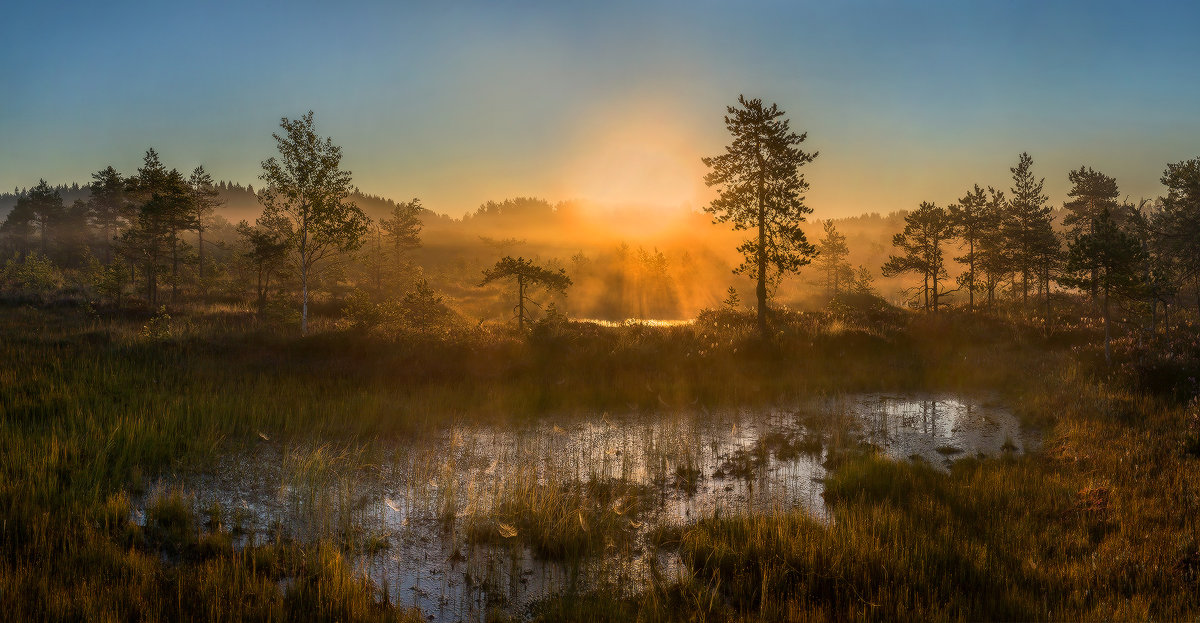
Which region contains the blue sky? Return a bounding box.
[2,1,1198,217]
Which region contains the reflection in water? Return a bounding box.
[137,394,1032,622]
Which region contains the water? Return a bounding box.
[136,393,1033,621]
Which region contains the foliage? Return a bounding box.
[882,202,956,312]
[703,95,818,336]
[948,184,987,308]
[1004,152,1058,304]
[814,219,852,297]
[258,111,370,334]
[480,255,572,330]
[1,252,62,298]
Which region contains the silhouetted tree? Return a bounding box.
[1062,166,1120,300]
[976,187,1009,307]
[380,197,423,286]
[124,150,195,304]
[1003,152,1054,305]
[58,199,93,264]
[119,189,176,307]
[479,256,571,330]
[1157,157,1200,315]
[0,195,36,256]
[236,217,291,318]
[1061,207,1147,364]
[722,286,741,310]
[258,111,370,334]
[851,265,877,295]
[88,166,128,263]
[703,95,818,337]
[2,180,64,257]
[882,202,956,313]
[188,166,222,290]
[948,184,987,309]
[815,220,852,298]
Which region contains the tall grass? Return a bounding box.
[1,300,1197,620]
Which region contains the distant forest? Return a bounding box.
[2,139,1199,349]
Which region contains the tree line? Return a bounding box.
[4,101,1200,349]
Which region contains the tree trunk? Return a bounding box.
[517,274,526,331]
[968,240,975,311]
[301,262,309,336]
[923,271,929,312]
[1103,282,1111,366]
[931,268,939,314]
[1043,268,1051,335]
[171,235,179,303]
[1022,268,1029,306]
[198,226,205,300]
[257,270,266,320]
[755,144,767,339]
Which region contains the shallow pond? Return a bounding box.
[136,393,1034,622]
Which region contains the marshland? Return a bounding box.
[5,2,1200,621]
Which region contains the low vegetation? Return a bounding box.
[0,297,1198,620]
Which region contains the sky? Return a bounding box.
[3,0,1199,219]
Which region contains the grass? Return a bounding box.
[1,298,1198,620]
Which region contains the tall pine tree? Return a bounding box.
[702,95,818,337]
[1003,152,1055,306]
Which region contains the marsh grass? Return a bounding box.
[2,301,1199,620]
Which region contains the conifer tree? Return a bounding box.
[1157,157,1200,315]
[380,197,423,286]
[3,180,66,257]
[479,256,571,330]
[188,166,222,288]
[973,187,1009,307]
[702,95,818,337]
[814,220,852,298]
[1061,207,1147,363]
[1063,166,1120,299]
[882,202,957,313]
[88,167,128,263]
[1003,152,1055,306]
[948,184,987,309]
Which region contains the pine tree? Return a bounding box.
[722,286,741,311]
[1003,152,1054,306]
[88,166,128,264]
[976,187,1009,307]
[236,218,291,318]
[379,197,423,287]
[1061,207,1147,364]
[702,95,818,338]
[4,180,66,257]
[1063,166,1120,299]
[882,202,957,313]
[1157,157,1200,316]
[188,166,222,291]
[122,150,194,305]
[948,184,987,310]
[814,220,852,298]
[479,256,572,330]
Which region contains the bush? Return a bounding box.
[1,253,62,300]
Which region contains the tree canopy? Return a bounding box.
[702,95,818,337]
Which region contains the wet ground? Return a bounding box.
[136,393,1034,621]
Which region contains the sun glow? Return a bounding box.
[555,102,712,237]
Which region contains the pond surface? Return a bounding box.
[137,393,1034,622]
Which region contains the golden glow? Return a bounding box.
[554,99,712,237]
